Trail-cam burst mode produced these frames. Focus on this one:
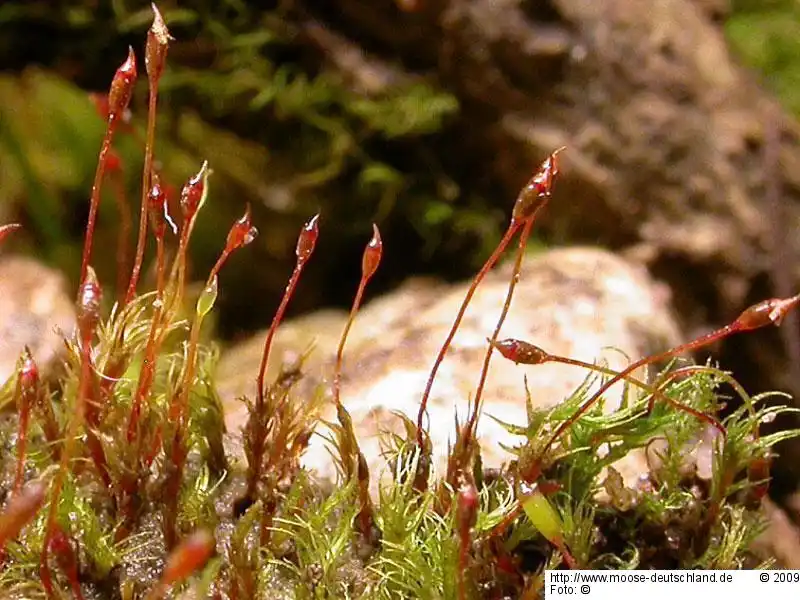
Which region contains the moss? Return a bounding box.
[727,1,800,115]
[0,8,798,599]
[0,1,483,334]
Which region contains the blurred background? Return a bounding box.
[3,1,800,488]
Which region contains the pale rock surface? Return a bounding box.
[218,246,681,490]
[0,256,76,385]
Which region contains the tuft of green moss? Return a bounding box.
[0,8,798,600]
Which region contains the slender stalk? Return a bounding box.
[416,148,564,449]
[255,214,319,409]
[415,221,520,445]
[169,212,256,424]
[490,339,726,437]
[163,209,256,547]
[333,225,383,410]
[121,175,174,535]
[129,237,168,455]
[126,4,171,304]
[107,152,133,304]
[81,127,119,286]
[41,271,102,597]
[467,217,535,442]
[556,355,724,434]
[166,161,209,318]
[539,293,800,466]
[446,217,536,489]
[125,90,158,304]
[126,232,167,444]
[331,225,383,540]
[81,49,137,287]
[246,215,319,503]
[12,349,38,497]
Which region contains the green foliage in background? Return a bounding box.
[4,0,800,327]
[727,0,800,115]
[0,0,492,317]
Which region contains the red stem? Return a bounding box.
[109,163,132,304]
[333,278,368,410]
[467,217,535,441]
[126,80,160,305]
[416,220,521,446]
[255,263,307,411]
[12,380,30,497]
[544,354,726,436]
[41,330,94,598]
[540,324,740,459]
[127,236,166,445]
[80,119,119,286]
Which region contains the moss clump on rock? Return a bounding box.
[1,7,799,599]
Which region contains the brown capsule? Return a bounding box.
[161,529,215,586]
[148,171,177,237]
[747,457,770,501]
[361,224,383,281]
[0,480,46,548]
[490,338,550,365]
[0,223,21,244]
[735,294,800,331]
[77,267,102,337]
[108,47,137,121]
[180,161,209,219]
[225,205,258,253]
[18,347,39,395]
[148,171,168,239]
[12,348,38,496]
[511,147,564,223]
[296,213,320,264]
[145,3,172,84]
[356,450,371,485]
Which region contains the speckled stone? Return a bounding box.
[0,256,76,385]
[219,246,682,491]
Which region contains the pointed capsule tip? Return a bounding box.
[151,2,163,22]
[772,294,800,325]
[149,3,173,43]
[187,160,211,190]
[0,223,22,243]
[85,265,99,285]
[361,224,383,280]
[550,145,566,169]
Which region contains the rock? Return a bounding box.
[294,1,800,463]
[752,497,800,569]
[0,256,75,385]
[219,246,680,489]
